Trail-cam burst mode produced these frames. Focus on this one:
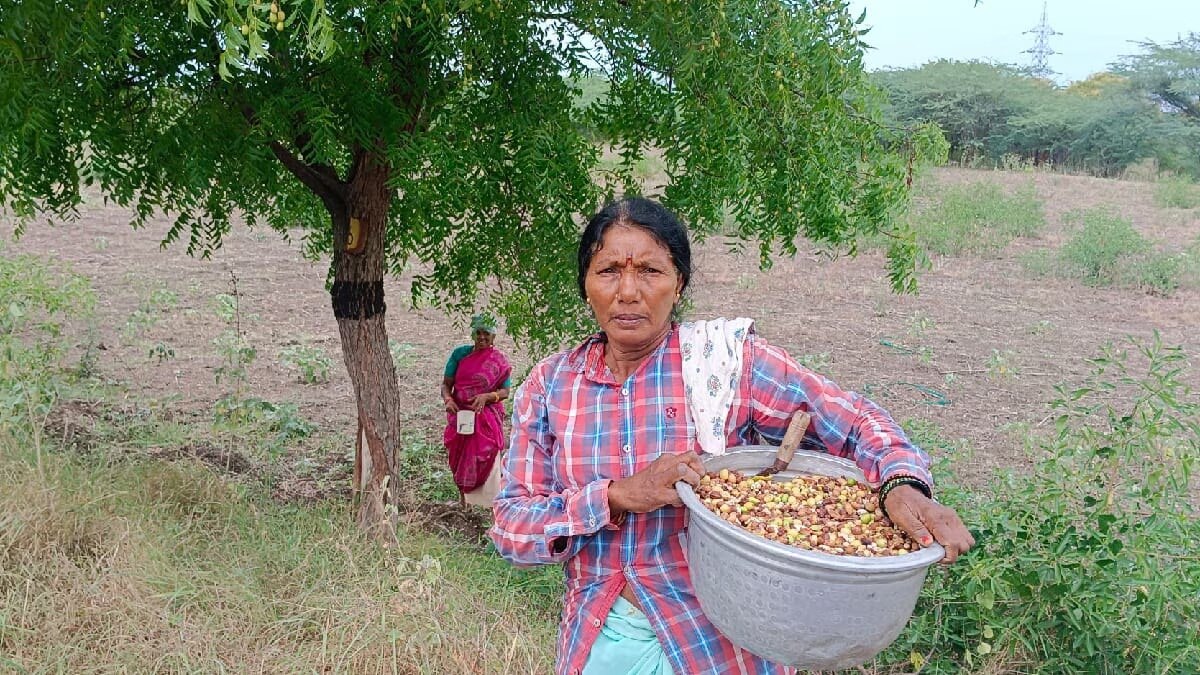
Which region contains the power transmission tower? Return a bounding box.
[1023,1,1061,80]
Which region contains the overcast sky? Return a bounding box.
[847,0,1200,83]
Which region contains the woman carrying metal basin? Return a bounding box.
[490,197,974,675]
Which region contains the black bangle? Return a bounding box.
[878,475,932,519]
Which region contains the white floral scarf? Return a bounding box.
[677,317,755,456]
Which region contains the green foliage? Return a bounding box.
[1127,255,1184,296]
[211,285,256,393]
[1154,176,1200,209]
[1114,34,1200,175]
[388,339,418,371]
[1057,210,1166,291]
[1115,33,1200,121]
[1059,209,1147,282]
[868,180,1044,257]
[2,0,930,355]
[886,336,1200,673]
[985,349,1020,380]
[907,311,935,337]
[121,287,179,342]
[874,61,1048,164]
[0,245,95,432]
[571,74,610,111]
[1182,236,1200,288]
[874,59,1198,178]
[396,436,459,504]
[148,342,176,364]
[213,395,315,452]
[212,293,245,325]
[1023,210,1190,295]
[279,343,332,384]
[213,330,257,387]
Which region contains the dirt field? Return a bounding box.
[8,167,1200,490]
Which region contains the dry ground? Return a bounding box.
[7,167,1200,491]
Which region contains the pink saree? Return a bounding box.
[444,346,512,493]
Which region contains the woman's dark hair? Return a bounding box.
[576,197,692,300]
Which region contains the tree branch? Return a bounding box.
[241,106,347,210]
[268,139,346,204]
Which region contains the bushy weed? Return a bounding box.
[885,335,1200,673]
[1153,176,1200,209]
[0,247,94,434]
[279,343,331,384]
[396,436,460,504]
[906,181,1044,256]
[1040,209,1190,295]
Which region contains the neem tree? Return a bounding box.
[0,0,937,536]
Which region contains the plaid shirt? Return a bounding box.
[490,326,932,675]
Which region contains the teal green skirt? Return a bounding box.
[582,596,675,675]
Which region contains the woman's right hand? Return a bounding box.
[609,452,705,515]
[444,396,459,414]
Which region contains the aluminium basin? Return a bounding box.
[676,446,943,670]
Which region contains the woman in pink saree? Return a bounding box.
[441,315,512,507]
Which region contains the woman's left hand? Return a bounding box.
[884,485,975,564]
[469,393,491,413]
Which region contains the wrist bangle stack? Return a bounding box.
[878,475,932,519]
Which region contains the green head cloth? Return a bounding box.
[470,314,498,335]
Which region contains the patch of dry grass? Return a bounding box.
[0,435,556,674]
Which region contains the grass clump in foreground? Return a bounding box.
[0,245,559,674]
[0,435,559,673]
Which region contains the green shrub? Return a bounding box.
[1018,248,1057,278]
[1127,254,1182,296]
[389,339,418,370]
[121,287,178,341]
[213,395,315,454]
[396,437,459,504]
[0,246,95,433]
[279,344,332,384]
[1056,209,1187,293]
[871,181,1045,256]
[1153,176,1200,209]
[1181,236,1200,287]
[1059,209,1150,284]
[885,335,1200,673]
[985,349,1020,379]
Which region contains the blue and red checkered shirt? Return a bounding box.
[490,325,932,675]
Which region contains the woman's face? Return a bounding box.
[473,329,494,350]
[584,224,683,352]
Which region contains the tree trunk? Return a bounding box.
[330,152,402,543]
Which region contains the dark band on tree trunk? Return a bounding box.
[331,280,386,319]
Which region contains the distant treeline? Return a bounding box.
[871,34,1200,178]
[575,34,1200,180]
[872,58,1198,178]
